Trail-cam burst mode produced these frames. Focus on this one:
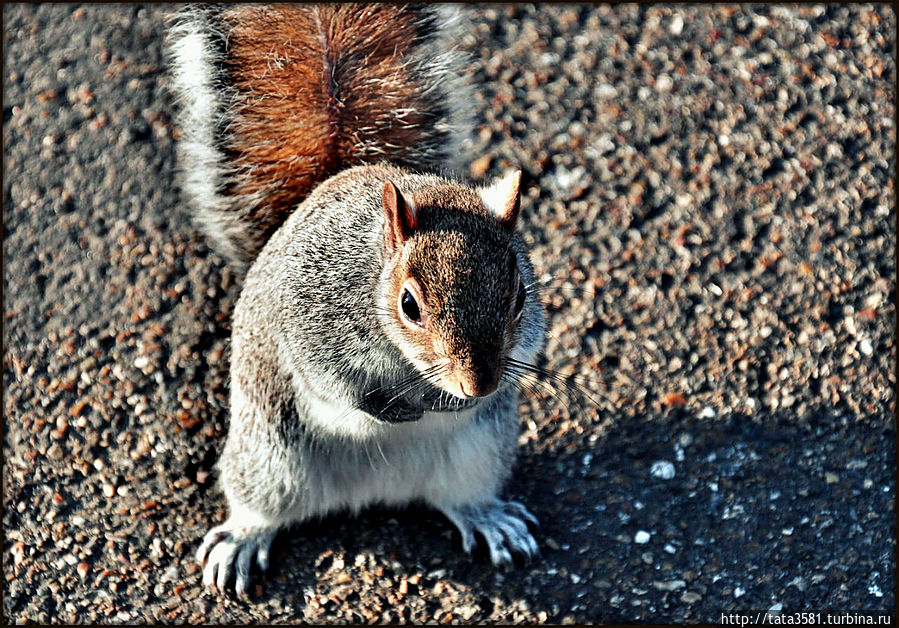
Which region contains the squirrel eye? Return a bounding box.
[514,280,526,316]
[401,289,422,325]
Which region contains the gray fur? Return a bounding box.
[167,4,546,596]
[197,165,546,596]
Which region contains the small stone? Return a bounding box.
[47,443,64,461]
[68,399,88,418]
[825,472,839,484]
[77,562,90,580]
[699,406,716,419]
[653,579,686,591]
[102,483,115,498]
[176,411,201,430]
[469,154,492,179]
[655,74,673,93]
[859,338,873,356]
[662,392,687,406]
[680,592,701,604]
[669,14,684,35]
[650,461,676,480]
[161,565,179,583]
[11,541,26,566]
[634,531,651,544]
[787,576,807,591]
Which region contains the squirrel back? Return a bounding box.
[166,3,474,271]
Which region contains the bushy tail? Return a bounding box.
[166,3,474,272]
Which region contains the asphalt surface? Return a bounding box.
[3,3,896,624]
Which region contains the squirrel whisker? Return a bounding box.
[504,358,604,409]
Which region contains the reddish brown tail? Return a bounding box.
[167,4,473,270]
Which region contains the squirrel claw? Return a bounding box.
[436,498,540,566]
[197,521,277,597]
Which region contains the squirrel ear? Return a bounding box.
[382,180,417,250]
[479,170,522,230]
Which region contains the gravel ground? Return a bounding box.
[3,3,895,624]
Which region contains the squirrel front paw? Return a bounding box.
[196,520,278,597]
[436,499,539,565]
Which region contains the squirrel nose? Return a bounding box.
[457,363,499,398]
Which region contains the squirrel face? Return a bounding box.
[381,172,527,400]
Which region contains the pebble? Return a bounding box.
[634,531,651,544]
[653,579,686,591]
[47,443,64,461]
[654,74,673,93]
[650,461,676,480]
[161,565,179,583]
[699,407,716,419]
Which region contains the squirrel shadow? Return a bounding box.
[179,254,894,621]
[221,402,893,622]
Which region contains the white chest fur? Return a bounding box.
[290,390,504,519]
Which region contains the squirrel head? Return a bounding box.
[380,171,529,400]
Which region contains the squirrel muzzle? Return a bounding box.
[447,354,502,399]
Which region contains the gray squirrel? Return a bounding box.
[166,4,546,596]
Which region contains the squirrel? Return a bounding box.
[166,3,546,596]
